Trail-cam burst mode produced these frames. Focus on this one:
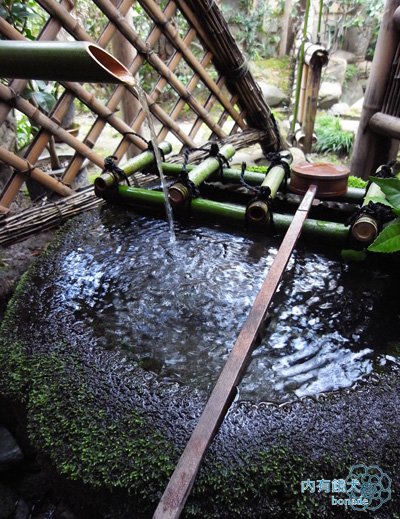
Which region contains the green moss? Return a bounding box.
[348,175,367,189]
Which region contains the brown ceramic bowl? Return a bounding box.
[290,162,350,198]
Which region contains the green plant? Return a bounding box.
[348,175,367,189]
[367,176,400,253]
[0,0,48,40]
[314,115,354,155]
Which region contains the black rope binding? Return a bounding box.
[346,201,395,231]
[240,162,275,224]
[175,147,200,199]
[365,160,398,194]
[103,156,130,186]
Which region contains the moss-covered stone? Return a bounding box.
[0,211,398,518]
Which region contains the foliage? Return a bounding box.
[0,0,48,40]
[367,177,400,253]
[15,112,37,151]
[314,115,354,156]
[348,175,367,189]
[322,0,384,58]
[221,0,283,59]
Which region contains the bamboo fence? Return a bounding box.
[0,0,282,225]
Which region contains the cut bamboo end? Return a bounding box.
[94,176,109,193]
[246,200,270,224]
[351,216,379,243]
[168,183,190,206]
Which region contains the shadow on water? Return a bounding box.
[49,207,399,403]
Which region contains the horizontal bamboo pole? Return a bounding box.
[108,186,349,242]
[0,41,131,83]
[94,142,173,192]
[369,112,400,140]
[0,147,74,198]
[168,144,236,206]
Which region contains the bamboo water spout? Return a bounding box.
[168,144,236,206]
[0,41,131,83]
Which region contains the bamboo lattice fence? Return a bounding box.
[0,0,282,242]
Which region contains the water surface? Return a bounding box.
[54,209,399,402]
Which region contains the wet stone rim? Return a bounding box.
[0,215,399,518]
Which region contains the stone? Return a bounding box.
[14,499,30,519]
[318,82,342,109]
[331,50,358,64]
[0,483,16,519]
[347,97,364,118]
[340,119,359,134]
[258,82,288,107]
[323,56,347,86]
[0,427,23,471]
[328,102,350,117]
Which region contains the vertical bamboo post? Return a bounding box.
[351,0,400,179]
[302,45,328,153]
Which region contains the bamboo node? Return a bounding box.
[20,160,35,178]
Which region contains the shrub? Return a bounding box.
[314,115,354,155]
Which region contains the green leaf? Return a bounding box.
[368,220,400,253]
[366,196,393,208]
[370,177,400,208]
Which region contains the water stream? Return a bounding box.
[52,210,399,403]
[122,76,176,242]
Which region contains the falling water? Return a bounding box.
[122,75,176,242]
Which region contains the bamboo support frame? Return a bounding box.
[109,186,349,242]
[351,0,400,178]
[139,0,245,129]
[92,0,226,138]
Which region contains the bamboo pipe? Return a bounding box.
[168,144,236,206]
[0,41,133,83]
[161,161,365,201]
[161,162,266,185]
[246,151,293,224]
[106,186,349,243]
[94,142,173,193]
[351,171,387,243]
[0,147,74,198]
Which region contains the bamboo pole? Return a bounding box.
[168,144,236,206]
[176,0,280,151]
[369,112,400,140]
[0,41,132,83]
[0,147,74,198]
[161,162,266,185]
[109,186,349,242]
[351,0,400,179]
[246,152,293,224]
[94,142,173,193]
[0,84,106,169]
[0,187,100,247]
[302,45,328,152]
[92,0,226,138]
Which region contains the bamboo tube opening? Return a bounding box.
[169,183,190,206]
[94,176,108,193]
[87,44,133,84]
[246,201,269,223]
[351,216,379,242]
